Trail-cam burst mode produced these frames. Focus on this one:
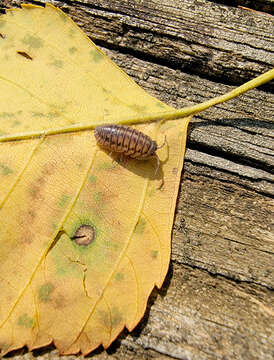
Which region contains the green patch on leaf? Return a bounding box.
[32,111,59,119]
[90,49,104,63]
[97,161,115,171]
[115,272,124,281]
[0,163,13,176]
[0,111,15,118]
[54,256,81,277]
[12,120,21,127]
[151,250,158,259]
[93,192,102,202]
[17,314,34,328]
[135,218,146,235]
[38,282,54,302]
[22,34,44,48]
[32,111,44,118]
[0,20,6,29]
[58,194,70,208]
[156,102,166,108]
[98,310,109,327]
[50,59,64,68]
[89,174,97,183]
[111,307,123,327]
[69,28,76,37]
[129,104,148,113]
[68,46,77,54]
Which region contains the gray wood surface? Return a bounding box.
[1,0,274,359]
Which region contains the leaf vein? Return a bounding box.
[0,136,44,209]
[0,139,98,330]
[125,254,139,328]
[65,164,151,350]
[0,74,75,125]
[142,211,164,282]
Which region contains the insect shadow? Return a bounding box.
[100,146,169,187]
[94,124,169,186]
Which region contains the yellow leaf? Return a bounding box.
[0,3,190,355]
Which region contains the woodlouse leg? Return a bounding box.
[109,152,118,165]
[110,153,120,168]
[107,151,120,168]
[157,135,167,150]
[113,152,128,165]
[153,155,165,190]
[154,155,161,178]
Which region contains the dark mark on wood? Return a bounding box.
[72,225,95,246]
[17,51,33,60]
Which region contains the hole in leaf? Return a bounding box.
[72,225,95,246]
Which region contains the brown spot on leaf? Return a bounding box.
[29,176,46,200]
[72,225,95,246]
[18,209,37,245]
[17,51,33,60]
[53,293,66,309]
[0,33,5,39]
[172,167,178,175]
[29,162,55,200]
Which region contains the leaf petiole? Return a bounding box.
[122,68,274,125]
[0,68,273,143]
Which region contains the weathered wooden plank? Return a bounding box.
[1,0,273,359]
[125,263,274,360]
[229,0,274,14]
[174,169,273,286]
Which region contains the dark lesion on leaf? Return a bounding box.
[72,225,95,246]
[17,51,33,60]
[0,33,5,39]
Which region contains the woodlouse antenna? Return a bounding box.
[157,135,167,150]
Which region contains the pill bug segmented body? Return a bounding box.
[95,125,157,158]
[94,124,165,176]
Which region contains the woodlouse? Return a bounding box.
[94,124,166,176]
